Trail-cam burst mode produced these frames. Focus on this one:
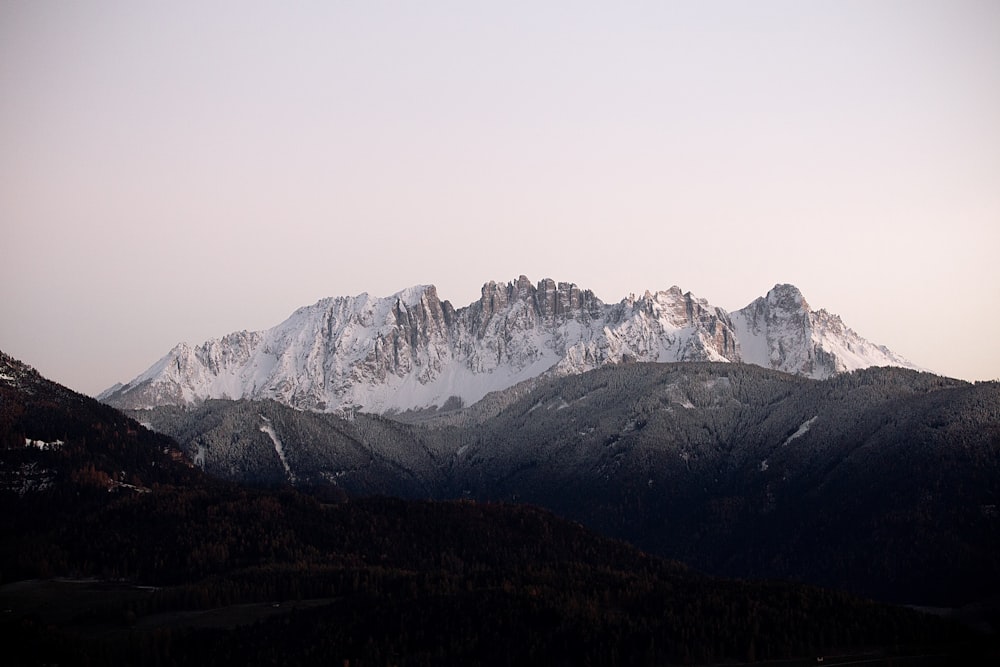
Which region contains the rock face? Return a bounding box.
[100,277,921,413]
[730,284,915,379]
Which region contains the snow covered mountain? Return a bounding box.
[730,284,918,379]
[99,277,921,413]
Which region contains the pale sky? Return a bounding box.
[2,1,998,395]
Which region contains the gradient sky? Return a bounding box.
[2,1,999,395]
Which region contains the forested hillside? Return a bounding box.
[134,362,1000,607]
[3,350,994,665]
[450,363,1000,606]
[3,489,987,666]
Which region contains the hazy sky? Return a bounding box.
[2,1,998,395]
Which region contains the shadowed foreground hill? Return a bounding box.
[2,490,990,666]
[135,362,1000,608]
[1,350,994,665]
[450,363,1000,606]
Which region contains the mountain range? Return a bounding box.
[8,349,986,665]
[100,277,918,414]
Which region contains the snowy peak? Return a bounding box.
[101,278,921,413]
[766,283,809,312]
[591,287,739,367]
[731,284,918,379]
[470,276,603,327]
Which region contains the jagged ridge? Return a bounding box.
[100,277,921,413]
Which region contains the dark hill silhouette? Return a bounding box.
[2,350,993,664]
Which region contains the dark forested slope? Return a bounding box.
[2,350,992,665]
[134,362,1000,606]
[451,364,1000,606]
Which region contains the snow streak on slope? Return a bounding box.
[102,277,922,414]
[781,416,819,447]
[259,415,295,484]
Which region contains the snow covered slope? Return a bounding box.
[730,284,918,379]
[100,277,921,413]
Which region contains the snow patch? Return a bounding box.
[259,415,296,484]
[781,416,819,446]
[25,438,64,451]
[194,443,207,468]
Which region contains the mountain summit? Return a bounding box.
[730,284,916,379]
[100,278,920,413]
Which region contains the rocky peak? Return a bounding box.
[730,283,893,379]
[535,278,602,320]
[476,280,510,322]
[391,285,449,337]
[765,283,810,314]
[470,276,603,328]
[647,286,690,318]
[514,274,535,300]
[734,284,808,335]
[627,287,730,329]
[101,278,921,414]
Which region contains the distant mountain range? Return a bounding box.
[100,277,919,414]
